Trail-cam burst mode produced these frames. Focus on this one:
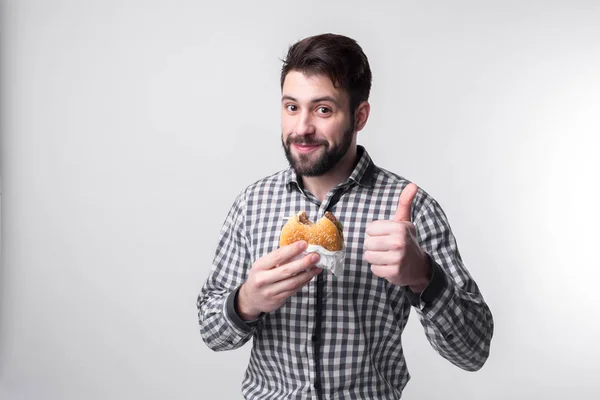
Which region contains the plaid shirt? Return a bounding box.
[198,146,493,399]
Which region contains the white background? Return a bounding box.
[1,0,599,399]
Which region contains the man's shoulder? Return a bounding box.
[371,165,437,212]
[372,165,411,188]
[237,168,290,198]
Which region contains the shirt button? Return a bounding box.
[311,334,317,342]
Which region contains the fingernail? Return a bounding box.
[298,241,307,249]
[311,253,320,262]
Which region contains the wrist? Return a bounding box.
[409,252,432,293]
[236,284,261,321]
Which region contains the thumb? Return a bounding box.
[393,183,418,222]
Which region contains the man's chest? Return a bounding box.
[245,186,400,270]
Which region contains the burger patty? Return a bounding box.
[298,211,310,225]
[324,211,337,225]
[324,212,343,237]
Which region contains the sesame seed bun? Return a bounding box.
[279,211,344,252]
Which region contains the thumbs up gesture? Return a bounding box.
[364,183,432,292]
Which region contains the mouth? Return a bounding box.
[292,143,322,154]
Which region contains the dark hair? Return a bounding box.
[280,33,372,113]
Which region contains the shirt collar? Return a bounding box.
[283,145,376,191]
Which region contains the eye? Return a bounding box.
[286,104,298,112]
[316,106,332,115]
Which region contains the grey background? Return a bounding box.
[1,0,599,399]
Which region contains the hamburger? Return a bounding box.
[280,211,344,252]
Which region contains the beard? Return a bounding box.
[281,124,354,177]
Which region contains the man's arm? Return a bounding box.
[197,191,322,352]
[197,192,257,351]
[406,198,494,371]
[365,184,493,371]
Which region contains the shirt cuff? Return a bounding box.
[403,253,448,310]
[225,286,264,333]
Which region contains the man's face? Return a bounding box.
[281,70,355,177]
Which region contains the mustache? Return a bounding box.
[286,136,328,146]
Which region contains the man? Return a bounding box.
[197,33,493,399]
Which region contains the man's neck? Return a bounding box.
[301,146,358,202]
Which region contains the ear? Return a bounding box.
[354,101,371,132]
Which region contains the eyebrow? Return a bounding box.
[281,95,340,107]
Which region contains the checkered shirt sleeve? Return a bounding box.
[407,198,494,371]
[197,192,256,351]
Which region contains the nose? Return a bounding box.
[294,110,316,136]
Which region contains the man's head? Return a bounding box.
[280,33,372,177]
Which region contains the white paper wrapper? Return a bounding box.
[293,244,346,277]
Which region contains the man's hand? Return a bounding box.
[364,183,431,292]
[236,241,322,321]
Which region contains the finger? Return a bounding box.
[364,235,402,252]
[370,264,396,280]
[266,252,320,283]
[255,241,308,270]
[364,250,403,266]
[393,183,418,222]
[271,267,323,297]
[366,220,411,237]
